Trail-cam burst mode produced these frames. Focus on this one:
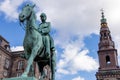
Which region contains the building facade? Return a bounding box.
[96,12,120,80]
[0,35,51,80]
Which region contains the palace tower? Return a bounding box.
[96,11,120,80]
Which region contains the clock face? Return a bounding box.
[3,71,7,76]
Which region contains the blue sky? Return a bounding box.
[1,0,120,80]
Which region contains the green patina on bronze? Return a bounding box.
[19,4,56,80]
[38,13,55,58]
[3,77,37,80]
[101,9,107,23]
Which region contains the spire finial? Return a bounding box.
[100,8,107,23]
[100,8,104,19]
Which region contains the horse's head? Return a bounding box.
[19,4,35,22]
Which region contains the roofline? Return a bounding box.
[0,35,9,43]
[11,50,24,53]
[0,46,12,56]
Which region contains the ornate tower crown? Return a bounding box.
[100,9,107,24]
[99,10,115,50]
[100,9,108,28]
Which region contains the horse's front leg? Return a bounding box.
[22,45,40,77]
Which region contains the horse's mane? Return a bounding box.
[31,10,37,21]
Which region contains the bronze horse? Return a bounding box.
[19,4,55,80]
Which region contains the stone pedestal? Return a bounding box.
[3,77,38,80]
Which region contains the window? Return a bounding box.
[0,54,1,60]
[18,60,24,70]
[3,71,8,77]
[4,58,10,69]
[104,33,107,36]
[106,55,111,64]
[4,45,10,51]
[0,54,2,64]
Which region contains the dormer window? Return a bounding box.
[4,45,10,51]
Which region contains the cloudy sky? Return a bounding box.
[0,0,120,80]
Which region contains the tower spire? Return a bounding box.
[96,11,120,80]
[100,9,107,24]
[101,9,104,19]
[99,10,114,50]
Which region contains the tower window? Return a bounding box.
[104,33,107,38]
[104,33,106,36]
[106,55,111,64]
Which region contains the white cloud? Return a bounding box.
[71,50,98,72]
[1,0,120,37]
[1,0,120,80]
[31,0,100,36]
[0,0,24,21]
[72,76,85,80]
[57,42,98,75]
[57,68,69,75]
[11,46,24,52]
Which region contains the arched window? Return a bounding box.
[3,71,8,77]
[104,33,107,38]
[18,60,24,70]
[106,55,111,64]
[4,58,10,69]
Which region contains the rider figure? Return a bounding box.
[38,13,56,80]
[38,13,55,58]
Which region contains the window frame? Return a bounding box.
[4,58,10,69]
[106,55,111,64]
[17,60,24,70]
[3,70,8,77]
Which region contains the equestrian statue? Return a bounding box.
[19,4,56,80]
